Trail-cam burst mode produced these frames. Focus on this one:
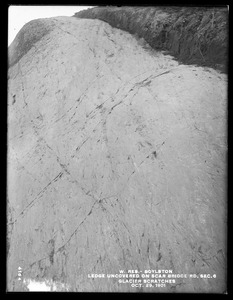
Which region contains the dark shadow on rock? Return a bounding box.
[8,19,55,68]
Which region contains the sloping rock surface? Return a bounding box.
[8,16,227,292]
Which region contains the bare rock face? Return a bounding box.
[8,16,227,292]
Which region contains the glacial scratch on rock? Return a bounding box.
[8,16,227,292]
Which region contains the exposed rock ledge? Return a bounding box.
[8,16,227,292]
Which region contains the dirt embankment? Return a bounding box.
[74,6,228,73]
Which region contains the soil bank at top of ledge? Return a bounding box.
[74,6,228,73]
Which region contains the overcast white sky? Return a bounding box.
[8,6,94,46]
